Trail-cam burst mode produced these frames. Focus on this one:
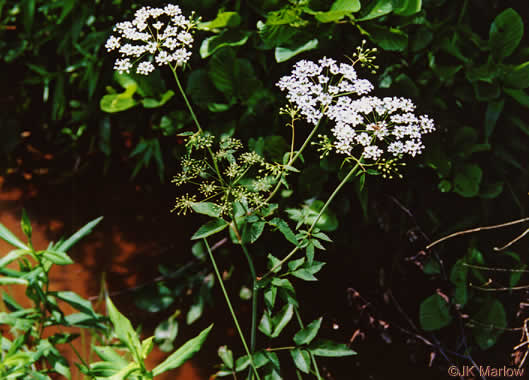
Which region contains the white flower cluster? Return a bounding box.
[276,58,373,125]
[277,58,435,161]
[105,4,196,75]
[327,96,434,160]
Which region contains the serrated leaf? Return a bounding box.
[270,218,299,245]
[218,345,234,369]
[259,310,273,337]
[292,268,318,281]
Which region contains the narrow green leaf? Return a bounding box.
[294,318,322,346]
[503,62,529,89]
[358,0,393,21]
[57,217,103,252]
[56,291,97,318]
[291,268,318,281]
[152,324,213,376]
[0,249,29,268]
[42,250,74,265]
[20,209,32,241]
[199,31,249,59]
[269,218,298,245]
[191,219,229,240]
[0,223,29,250]
[0,277,28,285]
[106,296,142,358]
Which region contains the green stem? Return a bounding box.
[230,218,259,380]
[262,161,361,278]
[170,65,224,183]
[170,65,202,133]
[204,239,262,380]
[261,119,323,208]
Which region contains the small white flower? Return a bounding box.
[114,58,132,74]
[363,145,383,160]
[105,36,121,51]
[152,21,164,30]
[137,61,155,75]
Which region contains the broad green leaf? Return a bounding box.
[358,0,393,21]
[152,324,213,376]
[306,201,339,232]
[293,317,322,346]
[242,221,265,244]
[141,90,175,108]
[419,294,452,331]
[308,340,356,357]
[191,202,222,218]
[365,25,408,52]
[275,39,318,63]
[453,164,482,198]
[0,223,29,250]
[503,62,529,89]
[394,0,421,16]
[42,250,73,265]
[290,348,311,373]
[309,0,361,23]
[489,8,524,60]
[100,91,138,113]
[198,12,241,31]
[106,296,142,359]
[57,216,103,252]
[191,219,229,240]
[472,299,507,350]
[271,304,294,337]
[199,30,250,59]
